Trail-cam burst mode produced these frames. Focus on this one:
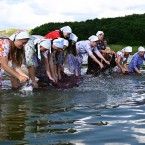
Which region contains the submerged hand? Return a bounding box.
[32,81,38,88]
[18,76,29,83]
[138,72,142,75]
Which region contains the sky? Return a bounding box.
[0,0,145,30]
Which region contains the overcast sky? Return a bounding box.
[0,0,145,30]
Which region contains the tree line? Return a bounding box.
[31,13,145,45]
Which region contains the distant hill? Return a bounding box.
[0,29,31,37]
[31,13,145,45]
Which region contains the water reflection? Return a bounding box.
[0,73,145,144]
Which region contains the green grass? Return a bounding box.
[109,44,144,54]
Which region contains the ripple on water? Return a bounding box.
[1,73,145,144]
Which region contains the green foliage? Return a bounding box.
[31,13,145,45]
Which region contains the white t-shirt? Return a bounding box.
[116,50,127,64]
[24,38,49,66]
[76,40,99,56]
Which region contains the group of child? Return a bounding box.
[0,26,145,91]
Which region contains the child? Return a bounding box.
[76,35,110,75]
[114,46,132,73]
[35,38,64,85]
[56,39,69,80]
[45,26,72,81]
[0,66,2,91]
[24,37,55,88]
[128,46,145,74]
[45,26,72,40]
[0,30,30,90]
[66,33,79,76]
[87,31,114,75]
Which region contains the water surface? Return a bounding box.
[1,73,145,145]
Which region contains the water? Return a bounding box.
[1,72,145,145]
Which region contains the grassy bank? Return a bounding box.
[0,29,31,36]
[109,44,144,54]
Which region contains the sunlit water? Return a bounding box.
[1,70,145,145]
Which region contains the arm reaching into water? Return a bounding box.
[90,54,104,69]
[94,49,110,65]
[44,55,56,83]
[116,56,126,73]
[134,67,142,74]
[0,56,28,83]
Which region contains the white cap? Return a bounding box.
[63,39,69,47]
[9,30,30,41]
[124,46,132,53]
[96,31,104,37]
[34,38,51,60]
[53,38,64,48]
[60,26,72,33]
[138,46,145,52]
[69,33,78,42]
[88,35,99,42]
[32,35,44,39]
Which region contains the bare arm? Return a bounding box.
[134,67,142,74]
[44,56,56,82]
[12,63,29,78]
[27,66,36,82]
[123,61,129,72]
[116,56,125,73]
[96,51,110,65]
[90,54,104,69]
[27,66,38,88]
[0,56,28,82]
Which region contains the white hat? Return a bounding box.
[88,35,99,42]
[124,46,132,53]
[32,35,44,39]
[138,46,145,52]
[9,30,30,41]
[69,33,78,42]
[60,26,72,33]
[34,38,51,60]
[53,38,64,48]
[96,31,104,37]
[63,39,69,47]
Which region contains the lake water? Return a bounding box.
[1,70,145,145]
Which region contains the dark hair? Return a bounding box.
[59,30,69,40]
[67,40,77,56]
[104,38,109,43]
[51,38,57,53]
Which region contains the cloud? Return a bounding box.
[0,0,145,30]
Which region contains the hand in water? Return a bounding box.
[105,61,110,65]
[124,70,130,75]
[19,76,29,83]
[138,72,142,75]
[99,63,104,69]
[32,81,38,88]
[122,69,125,74]
[49,77,56,83]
